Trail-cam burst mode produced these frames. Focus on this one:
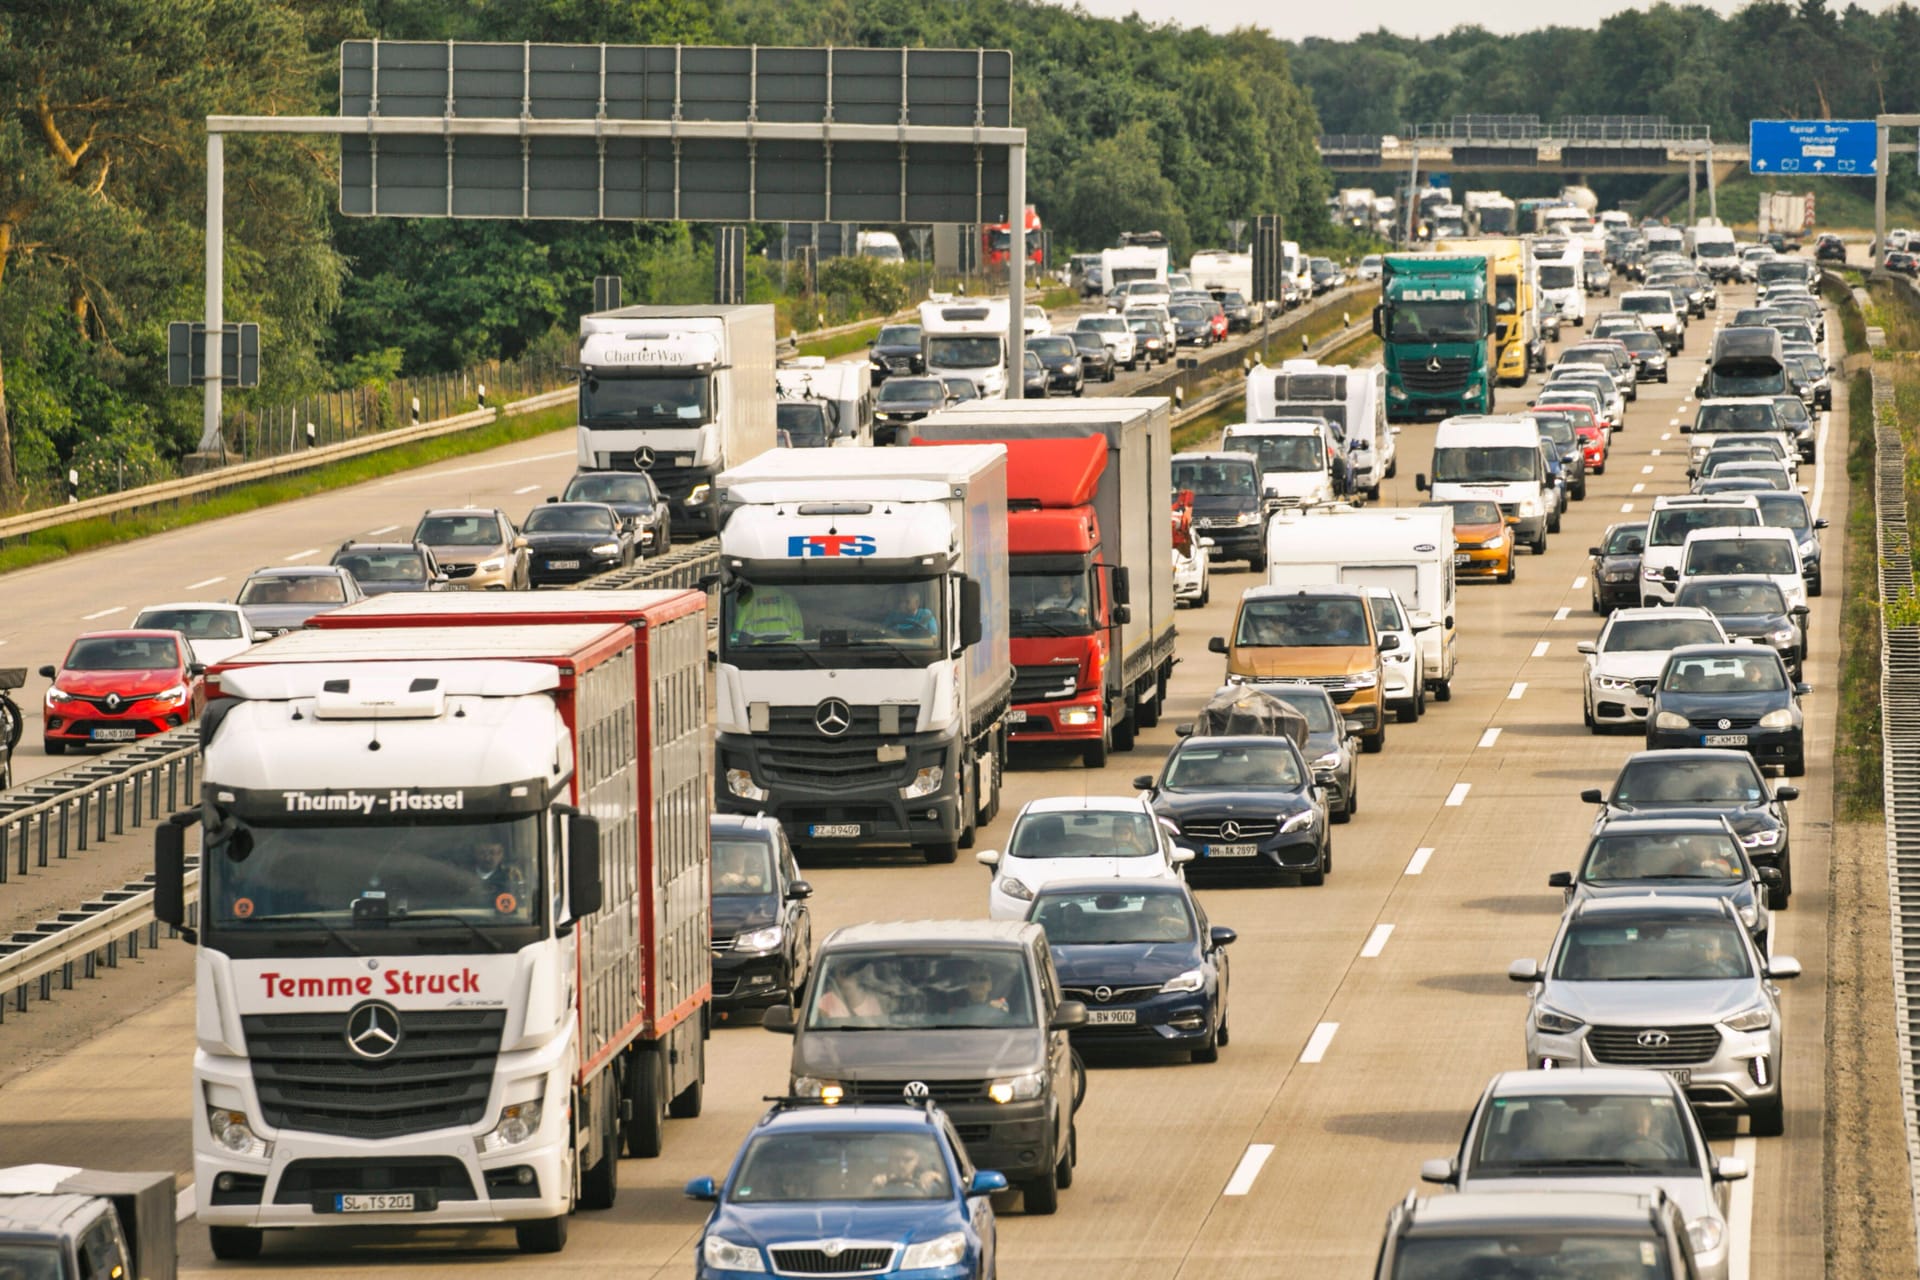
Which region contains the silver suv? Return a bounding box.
[1375,1188,1701,1278]
[1420,1069,1747,1279]
[1510,896,1798,1137]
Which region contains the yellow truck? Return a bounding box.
[1434,236,1543,386]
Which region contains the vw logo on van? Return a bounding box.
[902,1081,931,1100]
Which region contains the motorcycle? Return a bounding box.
[0,667,24,789]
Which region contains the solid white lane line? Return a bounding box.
[1641,464,1655,474]
[513,484,541,495]
[1532,641,1550,657]
[1360,925,1394,958]
[284,548,319,561]
[1508,682,1527,699]
[185,576,225,590]
[1300,1022,1340,1063]
[1810,410,1832,518]
[1632,483,1646,494]
[1222,1145,1275,1197]
[1478,727,1502,748]
[1571,576,1587,590]
[367,524,400,536]
[1727,1135,1757,1280]
[81,606,125,620]
[1446,783,1471,807]
[1554,607,1571,621]
[1406,847,1435,875]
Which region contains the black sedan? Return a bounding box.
[330,541,447,596]
[1028,334,1086,395]
[1167,302,1214,348]
[872,376,948,445]
[1027,878,1234,1062]
[1673,576,1807,677]
[1582,748,1799,905]
[1588,521,1647,614]
[1135,734,1330,884]
[1071,329,1116,383]
[519,501,633,585]
[709,814,813,1019]
[559,470,672,555]
[1198,683,1359,823]
[1646,643,1807,775]
[1127,316,1170,367]
[866,323,924,382]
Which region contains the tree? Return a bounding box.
[1059,121,1190,257]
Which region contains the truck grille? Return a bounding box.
[1587,1024,1722,1066]
[839,1078,988,1104]
[1181,818,1280,841]
[272,1157,476,1205]
[1014,664,1079,703]
[757,706,920,792]
[1399,356,1472,393]
[242,1009,504,1138]
[770,1245,896,1276]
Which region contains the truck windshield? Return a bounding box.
[580,373,710,425]
[1538,265,1576,289]
[1387,301,1480,343]
[926,336,1001,369]
[1431,446,1537,484]
[1698,242,1735,258]
[721,578,945,668]
[204,812,544,951]
[1173,460,1256,496]
[0,1245,63,1280]
[1227,434,1325,475]
[1010,569,1093,636]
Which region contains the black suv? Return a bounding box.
[1172,451,1265,569]
[867,323,924,383]
[1815,233,1847,263]
[709,814,813,1020]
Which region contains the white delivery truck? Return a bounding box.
[1264,505,1459,705]
[1187,250,1264,322]
[711,447,1013,864]
[1691,222,1739,281]
[1100,244,1170,298]
[857,230,905,260]
[919,296,1011,399]
[776,358,873,448]
[1247,361,1397,500]
[1416,414,1553,554]
[1535,242,1586,328]
[1223,419,1337,512]
[575,305,777,536]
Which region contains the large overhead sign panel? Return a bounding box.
[337,41,1015,224]
[1749,119,1877,175]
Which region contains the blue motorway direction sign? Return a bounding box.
[1749,119,1878,175]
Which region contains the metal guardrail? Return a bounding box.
[0,864,199,1023]
[0,727,199,884]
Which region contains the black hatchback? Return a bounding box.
[1646,643,1807,776]
[1069,329,1115,383]
[1673,575,1808,677]
[1587,522,1646,614]
[710,814,813,1018]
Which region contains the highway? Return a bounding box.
[0,276,1841,1276]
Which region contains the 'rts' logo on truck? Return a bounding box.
[788,534,877,558]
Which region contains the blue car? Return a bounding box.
[687,1100,1005,1279]
[1026,877,1234,1062]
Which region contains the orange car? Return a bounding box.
[1538,402,1607,475]
[1425,498,1515,584]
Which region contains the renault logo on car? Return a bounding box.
[902,1081,930,1100]
[1636,1029,1671,1048]
[345,1000,403,1059]
[103,693,123,712]
[815,698,852,738]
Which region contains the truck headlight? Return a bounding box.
[1160,967,1207,994]
[733,924,783,953]
[207,1107,272,1158]
[1235,510,1256,525]
[703,1237,768,1272]
[590,542,621,557]
[686,484,711,506]
[995,876,1033,902]
[1654,711,1689,730]
[1758,708,1796,729]
[726,768,769,801]
[1279,809,1317,834]
[987,1070,1046,1103]
[900,765,944,799]
[1687,1217,1726,1256]
[1058,706,1098,726]
[901,1233,969,1270]
[1533,1005,1584,1035]
[479,1101,544,1152]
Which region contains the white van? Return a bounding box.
[1691,223,1739,280]
[857,230,904,261]
[1223,420,1336,511]
[1640,494,1761,605]
[1264,504,1459,703]
[1536,244,1586,328]
[1282,240,1311,305]
[918,296,1010,398]
[1417,415,1552,554]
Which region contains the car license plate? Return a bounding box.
[90,727,136,742]
[1663,1068,1691,1087]
[549,559,580,570]
[1006,709,1028,724]
[335,1193,416,1213]
[1453,552,1472,565]
[1085,1009,1136,1026]
[1703,733,1749,747]
[808,824,860,839]
[1206,843,1259,858]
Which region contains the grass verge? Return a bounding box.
[1866,281,1920,352]
[1837,369,1884,819]
[797,322,884,361]
[0,404,577,579]
[1824,275,1868,356]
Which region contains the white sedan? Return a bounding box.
[978,796,1190,919]
[1579,606,1728,733]
[130,601,264,667]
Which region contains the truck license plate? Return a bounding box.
[90,727,136,742]
[1006,709,1028,724]
[548,559,580,570]
[1703,733,1749,747]
[1206,843,1259,858]
[1085,1009,1136,1025]
[1663,1068,1691,1087]
[335,1193,416,1213]
[809,824,861,838]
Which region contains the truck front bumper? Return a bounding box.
[1007,693,1103,743]
[716,733,964,852]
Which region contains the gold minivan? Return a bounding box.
[1209,584,1390,753]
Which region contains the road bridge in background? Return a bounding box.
[1320,114,1746,175]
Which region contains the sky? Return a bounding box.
[1054,0,1902,42]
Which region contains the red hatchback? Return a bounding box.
[40,630,205,754]
[1536,402,1607,474]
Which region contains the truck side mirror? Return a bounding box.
[1109,565,1131,607]
[567,812,604,919]
[1371,305,1385,338]
[958,577,983,649]
[1414,473,1429,492]
[155,814,199,943]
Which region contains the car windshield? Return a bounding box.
[878,380,945,406]
[712,838,776,897]
[1431,446,1538,484]
[1391,1235,1673,1279]
[1260,688,1336,731]
[1622,295,1670,314]
[776,402,832,444]
[580,373,709,425]
[333,550,427,584]
[1583,831,1745,882]
[1662,652,1787,693]
[1604,525,1647,555]
[415,515,503,547]
[1694,404,1780,433]
[564,474,656,507]
[1010,569,1093,634]
[1031,336,1075,359]
[1173,460,1256,496]
[64,636,180,670]
[133,609,244,640]
[1554,916,1754,980]
[1079,317,1125,334]
[1618,335,1662,357]
[1614,756,1765,805]
[1227,434,1324,475]
[942,380,978,401]
[1235,596,1370,647]
[1685,539,1795,576]
[1601,618,1723,652]
[1170,304,1208,322]
[1387,301,1481,343]
[1533,420,1577,448]
[1676,580,1785,615]
[721,578,945,668]
[1072,332,1106,353]
[1647,505,1756,547]
[806,949,1034,1030]
[1472,1090,1697,1177]
[1163,742,1306,790]
[1009,808,1159,860]
[1437,499,1502,525]
[521,506,613,534]
[1754,494,1811,531]
[1033,889,1196,945]
[732,1131,950,1203]
[237,575,348,606]
[876,325,920,347]
[1701,450,1774,476]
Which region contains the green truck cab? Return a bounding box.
[1373,255,1498,422]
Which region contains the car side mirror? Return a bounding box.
[188,662,207,677]
[1794,682,1811,696]
[252,631,272,642]
[975,849,1001,869]
[1378,633,1399,652]
[1766,955,1802,979]
[1714,1157,1750,1183]
[545,496,558,504]
[1170,848,1195,866]
[1547,871,1573,889]
[1774,785,1800,801]
[1588,547,1603,557]
[967,1170,1009,1197]
[1208,637,1229,655]
[1507,959,1541,983]
[786,880,813,901]
[1419,1157,1458,1186]
[683,1176,720,1201]
[1343,718,1365,735]
[762,1004,797,1034]
[1758,867,1783,886]
[1790,606,1810,621]
[1814,518,1830,529]
[1576,641,1597,655]
[37,665,55,679]
[1050,1000,1088,1031]
[1132,775,1156,791]
[1209,925,1237,949]
[513,535,529,549]
[1661,566,1679,582]
[1580,788,1605,804]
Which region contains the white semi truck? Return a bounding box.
[711,447,1013,863]
[574,304,777,535]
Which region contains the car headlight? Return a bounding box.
[1737,902,1759,928]
[1604,569,1636,583]
[1311,751,1341,770]
[995,876,1033,902]
[703,1236,768,1272]
[987,1070,1046,1103]
[45,687,73,705]
[590,542,621,557]
[479,1101,543,1152]
[1654,710,1690,730]
[1160,967,1207,994]
[1533,1005,1584,1035]
[1385,650,1412,664]
[1758,708,1796,729]
[726,768,769,802]
[1722,1003,1772,1033]
[148,684,188,706]
[1064,362,1080,374]
[478,558,505,573]
[1235,510,1257,525]
[1487,529,1508,545]
[207,1107,272,1158]
[733,924,783,953]
[901,1233,969,1270]
[1349,670,1378,689]
[1687,1216,1727,1256]
[1597,674,1637,691]
[1642,566,1667,581]
[1740,827,1781,849]
[900,765,944,799]
[1280,809,1317,834]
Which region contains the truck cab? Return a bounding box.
[1374,255,1498,422]
[0,1167,174,1280]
